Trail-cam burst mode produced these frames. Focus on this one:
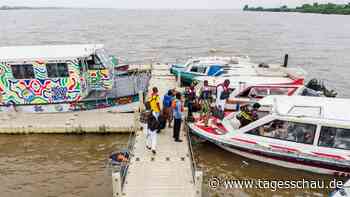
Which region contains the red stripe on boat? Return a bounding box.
[231,137,257,144]
[195,125,221,136]
[312,152,345,160]
[270,145,299,152]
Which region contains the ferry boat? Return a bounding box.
[0,44,150,113]
[189,96,350,176]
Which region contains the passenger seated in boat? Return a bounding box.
[236,103,261,128]
[259,125,277,137]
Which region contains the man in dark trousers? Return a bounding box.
[173,92,183,142]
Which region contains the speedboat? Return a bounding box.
[170,56,254,85]
[170,55,307,87]
[224,84,321,111]
[330,179,350,196]
[189,95,350,175]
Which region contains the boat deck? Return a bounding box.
[121,65,201,197]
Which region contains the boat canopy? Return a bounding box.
[0,44,104,62]
[259,95,350,122]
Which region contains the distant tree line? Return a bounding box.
[243,2,350,15]
[0,5,63,10]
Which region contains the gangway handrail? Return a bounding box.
[185,121,200,184]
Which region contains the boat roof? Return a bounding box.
[259,95,350,122]
[0,44,104,62]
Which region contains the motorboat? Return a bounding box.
[170,55,306,87]
[223,84,321,111]
[170,56,254,85]
[330,179,350,196]
[189,95,350,175]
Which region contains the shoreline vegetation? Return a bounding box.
[0,5,65,10]
[243,2,350,15]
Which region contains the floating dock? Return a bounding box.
[0,109,139,134]
[113,65,202,197]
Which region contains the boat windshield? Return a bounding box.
[96,48,113,69]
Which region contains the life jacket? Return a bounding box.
[238,111,253,121]
[163,94,172,108]
[201,86,212,100]
[172,99,184,112]
[216,83,230,100]
[188,88,196,101]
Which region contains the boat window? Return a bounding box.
[288,106,321,118]
[248,87,268,98]
[269,87,294,95]
[47,63,69,78]
[247,120,316,145]
[190,65,207,74]
[96,49,113,69]
[87,55,105,70]
[11,64,35,79]
[318,126,350,150]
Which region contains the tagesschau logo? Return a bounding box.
[208,177,344,191]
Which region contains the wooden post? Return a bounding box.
[112,171,121,197]
[195,170,203,197]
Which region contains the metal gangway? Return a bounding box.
[111,64,203,197]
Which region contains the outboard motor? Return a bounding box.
[305,79,337,97]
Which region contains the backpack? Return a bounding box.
[163,95,172,108]
[158,114,166,130]
[148,115,160,131]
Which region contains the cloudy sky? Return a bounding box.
[1,0,349,9]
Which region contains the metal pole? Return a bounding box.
[283,54,289,67]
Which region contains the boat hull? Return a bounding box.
[189,123,350,176]
[0,95,139,113]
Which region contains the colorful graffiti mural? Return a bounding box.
[87,69,112,90]
[0,61,85,105]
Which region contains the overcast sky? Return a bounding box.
[1,0,349,9]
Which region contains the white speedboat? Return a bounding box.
[170,55,307,86]
[331,179,350,197]
[189,95,350,175]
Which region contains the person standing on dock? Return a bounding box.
[149,87,161,119]
[146,113,160,154]
[162,90,174,128]
[172,92,183,142]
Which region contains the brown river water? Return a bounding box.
[1,9,350,197]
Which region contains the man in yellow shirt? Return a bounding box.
[149,87,161,119]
